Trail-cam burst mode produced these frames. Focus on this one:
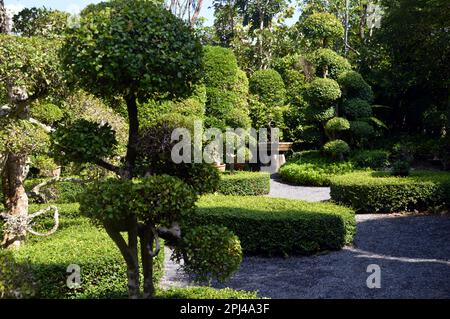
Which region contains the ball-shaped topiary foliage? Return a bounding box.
[310,48,352,79]
[79,175,197,228]
[61,0,203,100]
[325,117,350,132]
[323,139,350,158]
[51,119,117,165]
[305,78,341,106]
[300,12,344,47]
[341,98,373,119]
[338,71,374,102]
[350,120,375,138]
[173,225,242,283]
[203,45,239,89]
[249,69,287,107]
[305,105,336,123]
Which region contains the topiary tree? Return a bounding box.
[323,139,350,160]
[203,45,251,129]
[338,71,374,102]
[325,116,350,140]
[249,69,287,132]
[57,0,241,299]
[0,35,64,248]
[310,48,352,79]
[341,98,373,119]
[299,12,344,48]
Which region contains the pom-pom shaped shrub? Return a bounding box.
[203,45,239,89]
[310,48,352,79]
[0,119,50,155]
[323,139,350,159]
[350,121,375,138]
[341,98,373,119]
[300,12,344,47]
[338,71,374,102]
[305,78,341,105]
[79,176,197,227]
[342,98,372,119]
[173,225,242,283]
[325,117,350,132]
[61,0,203,100]
[30,101,64,125]
[51,119,117,165]
[249,69,287,107]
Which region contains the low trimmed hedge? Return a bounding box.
[218,171,270,195]
[280,151,355,186]
[187,195,356,256]
[330,171,450,213]
[158,287,260,299]
[3,203,164,299]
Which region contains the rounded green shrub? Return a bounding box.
[342,98,372,119]
[338,71,374,102]
[351,150,390,169]
[391,160,411,177]
[310,48,352,79]
[325,117,350,132]
[300,12,344,47]
[305,78,341,105]
[323,139,350,158]
[218,172,270,196]
[330,171,450,213]
[188,195,356,256]
[61,0,203,100]
[350,120,375,138]
[173,225,242,283]
[79,176,197,227]
[51,119,117,165]
[203,45,239,89]
[249,69,286,107]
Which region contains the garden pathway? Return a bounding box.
[161,213,450,299]
[266,175,330,202]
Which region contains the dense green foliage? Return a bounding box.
[61,0,202,100]
[1,204,164,299]
[351,150,390,169]
[299,12,344,48]
[188,195,356,256]
[160,286,259,299]
[173,225,242,283]
[51,120,118,165]
[323,139,350,159]
[218,172,270,196]
[330,171,450,213]
[12,7,69,38]
[280,151,355,186]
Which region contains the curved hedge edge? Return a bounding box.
[330,170,450,213]
[188,195,356,256]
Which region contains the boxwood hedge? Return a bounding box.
[187,195,356,256]
[330,171,450,213]
[218,171,270,195]
[3,203,164,299]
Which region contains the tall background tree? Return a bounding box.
[0,0,8,33]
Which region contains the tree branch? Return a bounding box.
[94,159,122,175]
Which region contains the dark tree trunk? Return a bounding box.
[124,95,139,179]
[140,224,155,299]
[1,153,29,248]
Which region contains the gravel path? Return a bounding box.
[267,176,330,202]
[161,179,450,298]
[161,213,450,299]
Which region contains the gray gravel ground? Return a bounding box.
[161,178,450,298]
[267,177,330,202]
[162,213,450,298]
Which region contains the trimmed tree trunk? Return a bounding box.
[1,153,29,248]
[140,224,155,299]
